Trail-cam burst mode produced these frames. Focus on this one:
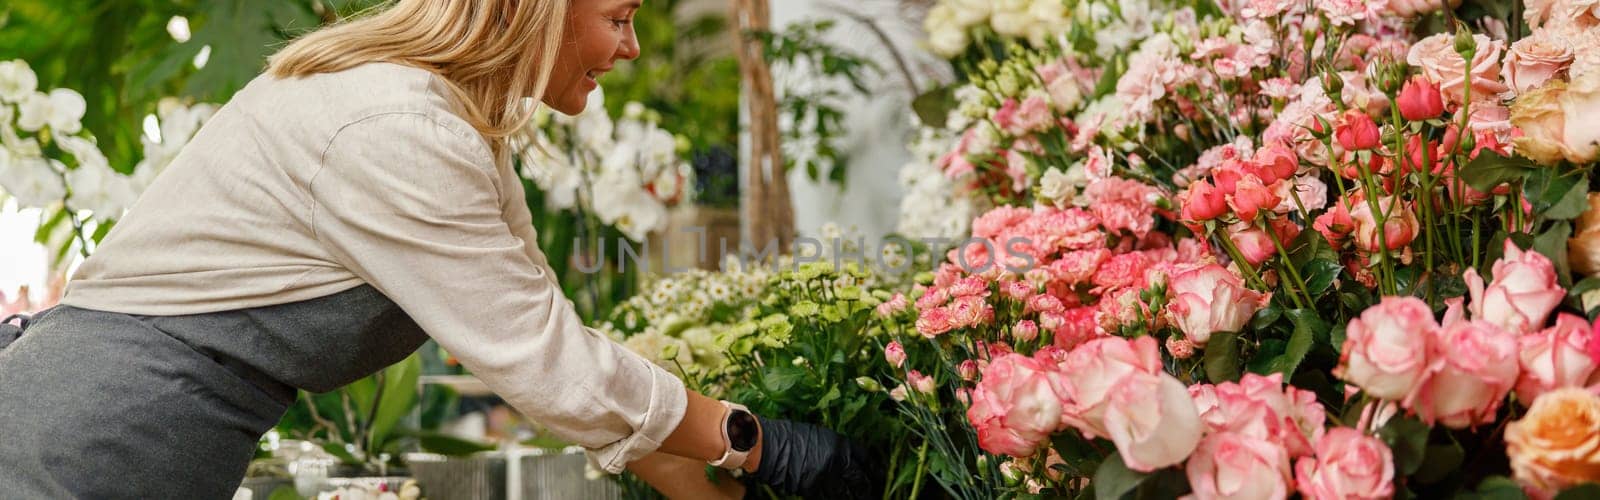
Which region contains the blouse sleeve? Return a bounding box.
[309,112,687,473]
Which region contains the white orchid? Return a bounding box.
[0,155,67,209]
[0,60,38,103]
[17,89,87,135]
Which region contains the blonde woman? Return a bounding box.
[0,1,871,498]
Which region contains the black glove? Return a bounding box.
[741,415,877,499]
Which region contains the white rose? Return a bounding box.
[16,89,86,134]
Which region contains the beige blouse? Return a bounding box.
[60,62,686,473]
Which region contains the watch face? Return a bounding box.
[727,409,759,452]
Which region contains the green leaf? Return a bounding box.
[415,432,497,456]
[1554,483,1600,500]
[368,354,421,450]
[182,0,321,101]
[322,441,359,465]
[1278,310,1324,378]
[268,486,300,500]
[1460,151,1536,192]
[1049,433,1105,478]
[1474,476,1529,500]
[812,386,842,411]
[1289,229,1343,297]
[1534,222,1574,288]
[911,85,956,129]
[1541,174,1589,220]
[1204,332,1242,383]
[1093,452,1151,500]
[1377,415,1429,476]
[1251,305,1284,331]
[762,366,805,393]
[1330,324,1348,356]
[1414,442,1465,484]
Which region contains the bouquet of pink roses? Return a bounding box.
[881,0,1600,498]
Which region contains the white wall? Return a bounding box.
[769,0,951,241]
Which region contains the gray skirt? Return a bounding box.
[0,306,289,498]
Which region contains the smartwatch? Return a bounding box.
[710,401,759,470]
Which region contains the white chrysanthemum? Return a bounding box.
[623,331,693,370]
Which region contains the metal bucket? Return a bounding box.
[406,448,621,500]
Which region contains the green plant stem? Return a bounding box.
[909,438,930,499]
[1266,225,1314,307]
[1214,229,1274,293]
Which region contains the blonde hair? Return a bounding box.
[268,0,569,148]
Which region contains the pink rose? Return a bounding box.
[1228,175,1283,223]
[1467,241,1565,334]
[1407,33,1510,105]
[966,353,1065,457]
[1517,313,1600,403]
[1316,198,1357,245]
[1339,297,1437,400]
[1186,431,1294,500]
[1504,33,1576,95]
[1192,374,1328,458]
[1410,319,1520,428]
[885,341,906,369]
[1181,179,1229,222]
[1227,223,1279,266]
[1102,371,1204,472]
[1351,196,1420,252]
[1051,336,1164,438]
[1335,109,1382,151]
[1294,427,1396,500]
[1167,264,1271,345]
[1398,75,1446,121]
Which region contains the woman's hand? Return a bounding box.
[741,415,877,499]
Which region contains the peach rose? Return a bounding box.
[1503,33,1575,95]
[1569,193,1600,276]
[1511,72,1600,165]
[1504,388,1600,499]
[1407,33,1510,105]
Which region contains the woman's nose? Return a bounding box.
[618,27,641,60]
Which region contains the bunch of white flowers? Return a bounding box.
[923,0,1073,57]
[0,59,214,224]
[895,126,972,241]
[515,89,692,242]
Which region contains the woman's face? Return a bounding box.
[543,0,642,114]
